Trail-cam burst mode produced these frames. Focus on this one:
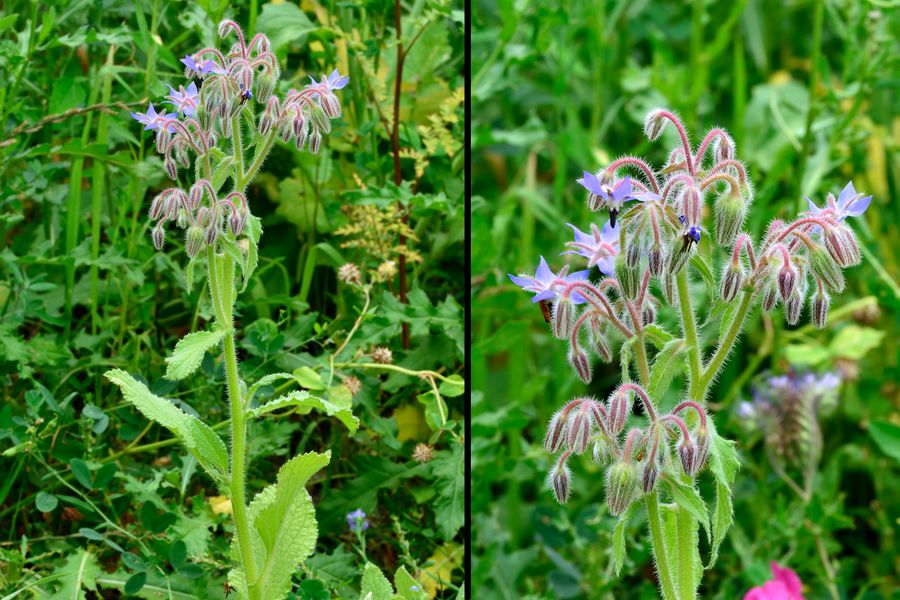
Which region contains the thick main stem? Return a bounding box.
[675,270,702,400]
[646,489,678,600]
[676,505,696,599]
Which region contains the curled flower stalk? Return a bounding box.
[510,109,870,598]
[109,20,350,600]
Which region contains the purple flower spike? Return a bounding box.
[166,82,200,117]
[509,256,590,304]
[563,220,620,274]
[130,103,178,133]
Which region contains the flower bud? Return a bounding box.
[662,272,678,305]
[720,262,744,302]
[626,242,641,269]
[714,192,745,246]
[569,344,592,384]
[189,184,203,211]
[641,304,656,326]
[151,224,166,250]
[693,427,710,474]
[641,459,660,493]
[217,19,232,38]
[643,109,668,141]
[165,158,177,180]
[544,410,568,454]
[149,193,165,220]
[589,315,613,363]
[550,458,571,504]
[309,131,323,154]
[567,404,592,455]
[648,244,664,277]
[667,244,692,276]
[608,389,631,435]
[309,104,330,134]
[176,210,189,229]
[809,245,845,293]
[713,133,735,163]
[824,227,861,267]
[205,222,220,246]
[811,289,830,329]
[256,74,275,101]
[551,299,574,340]
[229,211,244,236]
[295,126,310,151]
[762,287,778,311]
[614,255,639,301]
[678,438,697,476]
[606,462,639,516]
[778,265,797,302]
[592,438,613,465]
[185,226,205,258]
[785,290,803,325]
[163,196,179,221]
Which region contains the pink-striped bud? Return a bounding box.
[185,226,205,258]
[309,131,323,154]
[809,246,844,293]
[550,456,571,504]
[569,344,592,384]
[608,389,632,435]
[778,265,797,302]
[648,244,664,277]
[552,299,574,340]
[544,410,569,454]
[614,255,639,301]
[151,224,166,250]
[149,194,165,220]
[163,196,179,221]
[641,304,656,326]
[812,290,830,329]
[678,438,698,476]
[189,184,204,211]
[205,222,220,245]
[567,404,592,455]
[592,438,613,465]
[641,459,660,493]
[762,288,778,312]
[824,227,861,267]
[643,109,668,141]
[165,158,177,180]
[713,133,735,163]
[720,263,744,302]
[785,290,803,325]
[589,315,613,363]
[714,192,745,246]
[626,242,641,269]
[693,427,710,474]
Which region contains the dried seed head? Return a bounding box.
[606,461,639,516]
[371,346,393,364]
[338,263,362,285]
[412,443,433,463]
[342,375,362,396]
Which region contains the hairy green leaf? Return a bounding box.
[48,548,100,600]
[359,562,394,600]
[164,329,225,381]
[394,565,428,600]
[649,338,688,400]
[242,215,263,292]
[666,476,710,544]
[612,503,637,576]
[104,370,228,482]
[706,417,739,568]
[251,390,358,435]
[431,445,464,540]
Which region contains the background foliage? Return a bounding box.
[471,0,899,598]
[0,0,464,597]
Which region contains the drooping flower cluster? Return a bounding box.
[129,20,347,255]
[545,384,710,513]
[739,370,840,478]
[509,108,869,510]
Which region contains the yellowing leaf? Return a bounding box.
[394,404,429,442]
[418,543,462,597]
[209,495,233,515]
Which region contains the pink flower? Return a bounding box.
[744,562,805,600]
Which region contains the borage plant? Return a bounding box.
[106,20,351,600]
[510,109,871,598]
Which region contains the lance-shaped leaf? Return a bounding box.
[251,390,359,435]
[164,329,226,381]
[104,370,228,483]
[705,417,740,568]
[229,451,330,600]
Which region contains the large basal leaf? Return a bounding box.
[164,329,226,381]
[230,451,330,600]
[48,548,100,600]
[104,370,228,483]
[251,390,358,435]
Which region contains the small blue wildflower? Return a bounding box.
[347,509,369,532]
[509,256,590,304]
[576,174,645,227]
[130,103,177,133]
[562,220,620,274]
[166,82,200,117]
[239,83,253,103]
[181,54,225,78]
[687,225,701,244]
[805,181,872,221]
[310,68,350,92]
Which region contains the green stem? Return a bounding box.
[232,116,245,182]
[676,505,696,599]
[238,131,277,190]
[209,251,258,596]
[701,290,753,390]
[675,271,702,399]
[646,490,678,600]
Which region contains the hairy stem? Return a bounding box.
[646,490,678,600]
[701,290,753,389]
[676,271,702,400]
[677,504,696,599]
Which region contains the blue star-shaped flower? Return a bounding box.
[562,221,620,274]
[130,102,177,133]
[166,82,200,117]
[805,181,872,221]
[508,256,590,304]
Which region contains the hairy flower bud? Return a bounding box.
[310,131,323,154]
[608,389,632,435]
[614,255,639,301]
[544,410,569,454]
[693,427,710,474]
[662,272,677,305]
[643,245,661,279]
[778,265,797,302]
[550,457,571,504]
[205,222,220,246]
[569,344,592,384]
[641,303,656,326]
[165,158,177,180]
[713,133,735,163]
[720,262,744,302]
[678,437,697,476]
[714,192,745,246]
[785,290,803,325]
[606,462,639,516]
[189,184,203,211]
[552,299,575,340]
[762,287,778,312]
[256,74,275,101]
[185,226,205,258]
[592,438,613,465]
[589,315,612,363]
[626,242,641,269]
[641,459,660,493]
[229,210,244,236]
[643,109,668,141]
[809,245,845,293]
[824,227,861,267]
[149,193,165,220]
[567,404,592,454]
[151,224,166,250]
[811,289,830,329]
[667,244,692,276]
